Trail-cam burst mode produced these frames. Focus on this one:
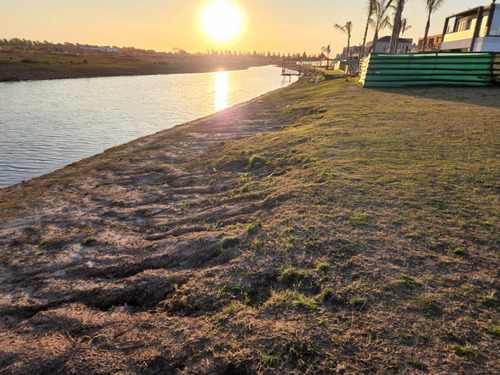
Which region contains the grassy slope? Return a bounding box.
[0,79,499,374]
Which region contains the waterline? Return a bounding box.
[0,66,297,188]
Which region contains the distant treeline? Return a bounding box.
[0,38,323,60]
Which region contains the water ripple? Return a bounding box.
[0,66,296,188]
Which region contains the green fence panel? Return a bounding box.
[360,53,497,88]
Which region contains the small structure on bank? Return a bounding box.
[359,52,500,87]
[365,36,414,54]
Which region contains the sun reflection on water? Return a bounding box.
[215,71,228,111]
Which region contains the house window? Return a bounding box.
[466,18,473,30]
[489,10,500,35]
[480,11,490,36]
[456,17,474,32]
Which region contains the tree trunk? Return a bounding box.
[372,30,379,54]
[389,2,404,53]
[347,35,350,61]
[422,12,431,52]
[361,16,371,59]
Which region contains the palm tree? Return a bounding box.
[361,0,377,59]
[422,0,445,51]
[389,0,411,53]
[321,45,331,59]
[388,17,412,51]
[400,18,412,36]
[334,21,353,60]
[371,0,394,53]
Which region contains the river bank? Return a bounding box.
[0,79,499,374]
[0,52,276,82]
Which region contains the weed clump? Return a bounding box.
[279,267,302,287]
[486,323,500,337]
[478,291,498,308]
[292,294,319,311]
[247,155,266,170]
[319,287,335,302]
[453,246,467,256]
[220,236,239,249]
[348,213,372,227]
[245,219,262,233]
[394,274,422,289]
[82,237,97,247]
[285,235,297,249]
[38,238,64,251]
[350,296,365,308]
[412,294,440,315]
[451,344,480,359]
[316,262,330,272]
[408,358,426,370]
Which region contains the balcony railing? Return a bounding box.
[443,29,475,43]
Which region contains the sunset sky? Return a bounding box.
[1,0,490,55]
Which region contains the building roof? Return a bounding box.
[446,2,495,19]
[378,36,412,43]
[366,36,413,46]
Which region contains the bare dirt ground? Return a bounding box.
[0,89,294,374]
[0,79,499,374]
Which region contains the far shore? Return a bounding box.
[0,51,279,82]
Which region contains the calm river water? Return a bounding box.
[0,66,297,188]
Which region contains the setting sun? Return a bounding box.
[201,1,242,42]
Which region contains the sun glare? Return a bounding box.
[201,1,242,42]
[215,71,228,111]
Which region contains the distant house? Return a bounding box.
[341,46,362,60]
[366,36,413,54]
[80,46,119,53]
[440,1,500,52]
[418,34,443,51]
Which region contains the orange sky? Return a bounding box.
[1,0,490,55]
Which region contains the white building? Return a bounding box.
[440,1,500,52]
[365,36,414,54]
[80,46,119,53]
